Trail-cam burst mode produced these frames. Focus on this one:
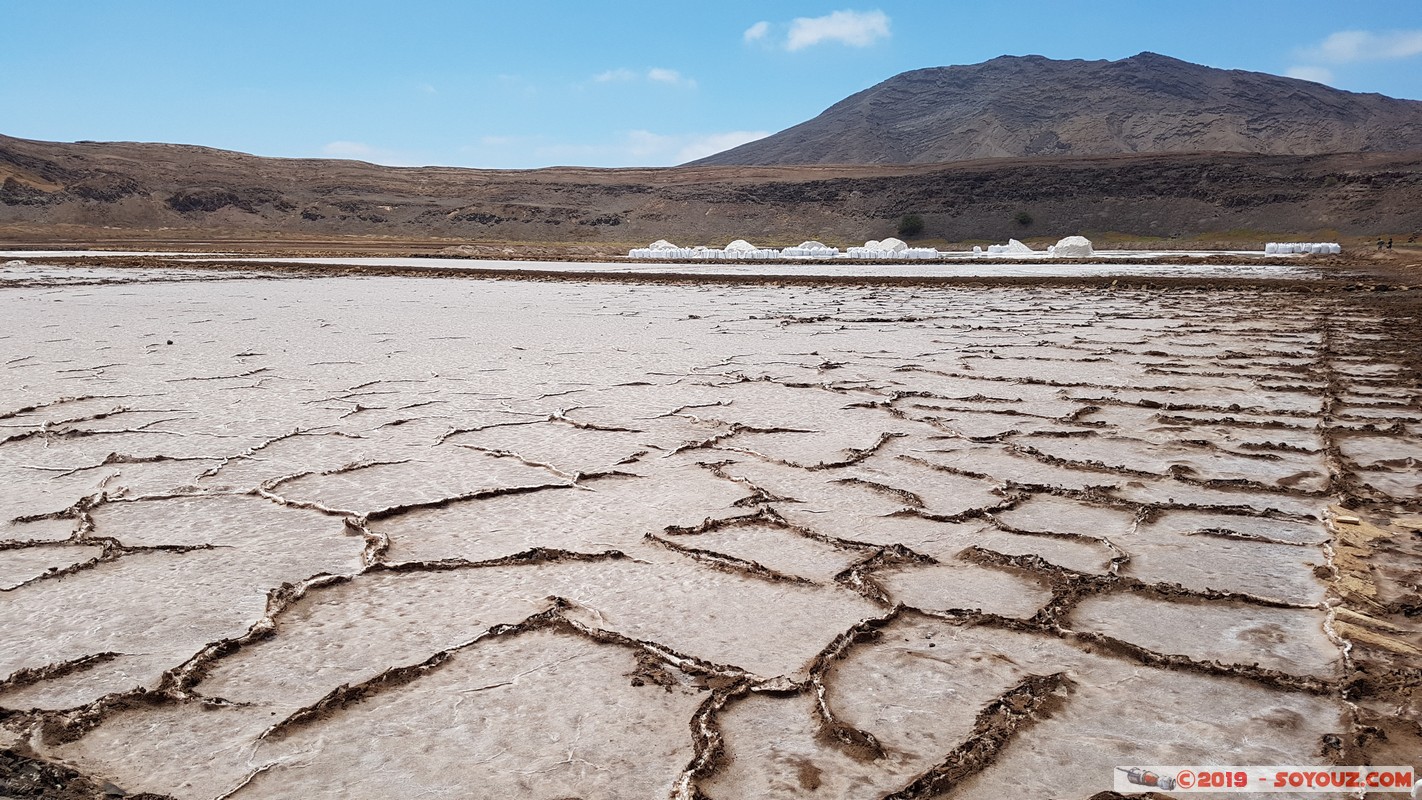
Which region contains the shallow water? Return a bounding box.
[0,263,1416,798]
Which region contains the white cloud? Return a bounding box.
[675,130,770,163]
[591,67,696,89]
[785,9,890,52]
[319,141,420,167]
[647,67,696,88]
[321,141,376,158]
[465,129,771,168]
[743,20,770,43]
[622,130,676,158]
[593,68,638,83]
[598,129,770,162]
[1303,29,1422,63]
[1284,65,1334,85]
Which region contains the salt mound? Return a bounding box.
[2,260,26,268]
[724,240,757,252]
[628,241,696,259]
[783,241,839,258]
[1052,236,1093,258]
[986,239,1036,255]
[1266,242,1341,255]
[847,242,938,259]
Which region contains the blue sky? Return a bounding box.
[3,1,1420,169]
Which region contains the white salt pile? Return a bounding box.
[986,239,1036,255]
[847,237,938,259]
[782,241,839,258]
[901,247,940,259]
[711,240,780,259]
[629,239,780,259]
[628,241,698,259]
[1265,242,1341,255]
[1052,236,1094,258]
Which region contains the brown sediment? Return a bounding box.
[834,547,937,606]
[0,540,217,593]
[257,606,566,741]
[0,395,131,421]
[19,571,354,745]
[0,747,176,800]
[366,547,632,575]
[893,496,1023,525]
[0,654,123,694]
[36,452,215,479]
[807,608,904,762]
[644,533,815,585]
[671,679,755,800]
[1070,631,1333,695]
[880,671,1075,799]
[831,477,925,508]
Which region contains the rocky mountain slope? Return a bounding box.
[692,53,1422,166]
[3,133,1420,245]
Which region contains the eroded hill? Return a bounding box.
[2,133,1421,245]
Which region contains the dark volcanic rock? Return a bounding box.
[166,186,288,214]
[1,176,53,206]
[68,174,143,202]
[691,53,1422,166]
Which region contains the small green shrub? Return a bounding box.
[897,213,925,238]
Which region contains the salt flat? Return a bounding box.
[1,264,1418,799]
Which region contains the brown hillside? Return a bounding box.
[692,53,1422,167]
[2,134,1421,245]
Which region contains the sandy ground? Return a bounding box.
[0,262,1419,799]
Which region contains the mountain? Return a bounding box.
[4,133,1421,246]
[691,53,1422,166]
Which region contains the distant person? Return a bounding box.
[1378,239,1385,250]
[1387,238,1393,249]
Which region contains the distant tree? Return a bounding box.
[1014,211,1033,226]
[897,213,925,238]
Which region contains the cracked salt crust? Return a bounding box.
[0,263,1417,798]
